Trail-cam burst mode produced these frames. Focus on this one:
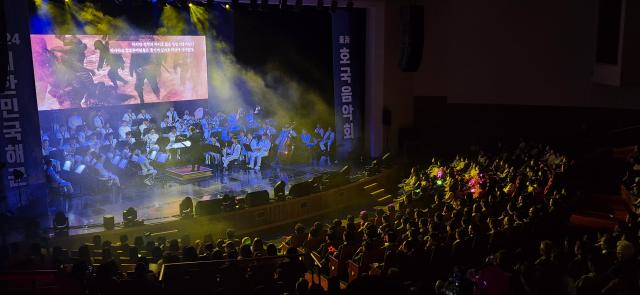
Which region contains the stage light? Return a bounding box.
[436,179,443,186]
[340,165,352,178]
[274,180,286,201]
[225,3,231,10]
[123,207,141,227]
[382,152,392,168]
[180,196,194,218]
[366,159,381,176]
[53,211,69,236]
[188,2,193,7]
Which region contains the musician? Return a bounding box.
[240,132,251,160]
[175,119,190,136]
[122,109,136,124]
[300,129,318,162]
[95,155,121,188]
[246,105,261,129]
[276,123,297,160]
[160,117,172,129]
[320,127,335,152]
[205,132,222,166]
[183,110,193,122]
[55,125,71,147]
[134,149,157,176]
[87,134,101,152]
[67,112,84,131]
[166,127,178,144]
[188,126,204,172]
[45,159,74,194]
[96,122,112,137]
[314,123,325,139]
[118,121,131,140]
[76,125,89,144]
[320,127,336,164]
[260,120,276,139]
[103,132,117,148]
[139,120,150,134]
[167,107,179,125]
[248,134,271,170]
[276,123,297,154]
[93,110,105,129]
[144,128,160,151]
[222,137,242,170]
[125,132,136,145]
[137,109,152,120]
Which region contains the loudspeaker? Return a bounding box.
[245,190,270,207]
[103,215,115,230]
[195,198,223,216]
[289,180,315,198]
[399,5,424,72]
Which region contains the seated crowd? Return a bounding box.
[3,142,640,295]
[280,141,639,294]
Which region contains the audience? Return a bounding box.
[3,141,640,295]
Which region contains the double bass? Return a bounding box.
[280,124,296,162]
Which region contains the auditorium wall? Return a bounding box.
[375,0,640,153]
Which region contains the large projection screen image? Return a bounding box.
[31,35,208,110]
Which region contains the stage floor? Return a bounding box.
[63,163,343,235]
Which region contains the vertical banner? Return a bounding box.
[332,9,364,161]
[1,0,48,217]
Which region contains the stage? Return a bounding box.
[59,163,346,236]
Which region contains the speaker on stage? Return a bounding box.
[325,166,351,189]
[103,215,115,230]
[245,190,270,207]
[399,5,424,72]
[195,198,223,216]
[289,180,315,198]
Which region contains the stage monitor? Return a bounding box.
[31,35,209,110]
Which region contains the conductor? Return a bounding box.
[188,126,204,172]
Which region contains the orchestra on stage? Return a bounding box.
[41,104,336,197]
